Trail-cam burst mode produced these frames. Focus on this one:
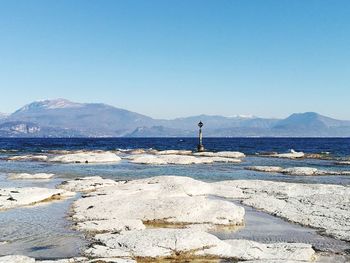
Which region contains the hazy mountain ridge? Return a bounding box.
[0,99,349,137]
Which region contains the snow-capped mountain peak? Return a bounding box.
[15,99,84,113]
[228,114,255,119]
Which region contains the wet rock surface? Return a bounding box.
[0,187,74,211]
[7,173,55,180]
[247,166,350,176]
[57,176,323,262]
[212,179,350,242]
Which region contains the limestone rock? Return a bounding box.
[282,167,319,176]
[59,176,119,192]
[7,155,48,162]
[49,151,121,163]
[212,180,350,241]
[8,173,54,180]
[85,229,314,261]
[0,255,35,263]
[129,154,215,165]
[272,150,305,159]
[193,151,245,158]
[246,166,350,176]
[156,150,193,155]
[75,219,146,233]
[68,176,244,231]
[0,187,75,211]
[129,154,243,165]
[246,166,284,173]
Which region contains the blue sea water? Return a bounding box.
[0,137,350,185]
[0,137,350,156]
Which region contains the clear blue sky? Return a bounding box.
[1,0,349,119]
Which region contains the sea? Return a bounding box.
[0,137,349,259]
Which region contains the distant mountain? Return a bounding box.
[0,99,349,137]
[8,99,155,137]
[272,112,350,136]
[0,113,8,120]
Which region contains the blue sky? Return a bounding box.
[0,0,349,119]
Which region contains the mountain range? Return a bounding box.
[0,99,349,137]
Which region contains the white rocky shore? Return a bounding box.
[48,151,122,163]
[0,255,136,263]
[212,179,350,241]
[126,150,245,165]
[7,173,55,180]
[3,175,349,262]
[0,187,74,210]
[128,154,242,165]
[246,166,350,176]
[258,149,305,159]
[6,149,245,165]
[56,176,320,262]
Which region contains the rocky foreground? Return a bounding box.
[1,175,349,262]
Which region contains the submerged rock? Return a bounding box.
[7,173,54,180]
[49,151,121,164]
[0,188,74,211]
[246,166,284,173]
[212,179,350,241]
[335,161,350,165]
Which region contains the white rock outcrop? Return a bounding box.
[156,150,193,155]
[59,176,119,192]
[271,150,305,159]
[335,161,350,165]
[75,219,146,233]
[85,229,315,261]
[212,179,350,241]
[129,154,213,165]
[0,255,136,263]
[0,255,35,263]
[246,166,350,176]
[0,188,74,211]
[71,177,245,226]
[193,151,246,158]
[246,166,284,173]
[7,155,49,162]
[48,151,121,163]
[57,176,320,262]
[129,154,242,165]
[8,173,54,180]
